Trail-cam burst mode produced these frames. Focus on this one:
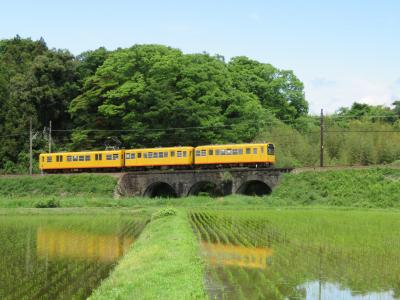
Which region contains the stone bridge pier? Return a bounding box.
[116,168,291,198]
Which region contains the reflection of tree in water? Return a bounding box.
[0,215,147,300]
[190,212,400,300]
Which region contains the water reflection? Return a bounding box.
[299,281,396,300]
[0,214,147,300]
[191,212,400,300]
[37,228,134,262]
[201,242,273,270]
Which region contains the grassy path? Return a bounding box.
[89,208,208,300]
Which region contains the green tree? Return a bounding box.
[0,36,79,169]
[228,56,308,121]
[70,45,266,148]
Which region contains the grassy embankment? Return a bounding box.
[89,208,207,300]
[0,167,399,208]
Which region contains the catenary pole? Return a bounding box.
[29,118,33,175]
[320,109,324,167]
[49,120,52,153]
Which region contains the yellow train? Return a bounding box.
[39,143,275,172]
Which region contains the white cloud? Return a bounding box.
[305,77,399,114]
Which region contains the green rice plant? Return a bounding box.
[189,209,400,300]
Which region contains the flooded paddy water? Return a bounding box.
[0,213,148,300]
[190,210,400,300]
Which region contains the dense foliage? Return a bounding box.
[0,36,399,173]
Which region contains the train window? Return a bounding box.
[208,149,213,155]
[125,153,130,159]
[113,154,118,160]
[233,149,238,155]
[164,152,168,157]
[171,151,175,157]
[195,150,200,157]
[227,149,232,155]
[85,155,90,161]
[216,149,220,155]
[60,156,63,162]
[56,156,59,162]
[159,152,163,158]
[267,144,275,155]
[246,148,251,154]
[183,151,187,157]
[138,153,142,158]
[144,153,147,158]
[106,154,112,160]
[131,153,135,159]
[154,152,158,158]
[67,156,72,162]
[253,148,257,154]
[79,156,84,161]
[239,149,243,155]
[148,152,153,158]
[47,156,52,163]
[177,151,182,157]
[73,156,78,161]
[201,150,206,156]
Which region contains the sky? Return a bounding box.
[1,0,399,114]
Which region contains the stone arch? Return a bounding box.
[236,180,272,196]
[187,181,224,197]
[144,182,178,198]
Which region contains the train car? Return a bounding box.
[194,143,275,167]
[124,146,194,168]
[39,150,125,172]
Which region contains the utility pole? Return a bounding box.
[48,120,52,153]
[29,118,33,175]
[320,109,324,168]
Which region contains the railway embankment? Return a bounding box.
[269,167,400,208]
[0,166,399,209]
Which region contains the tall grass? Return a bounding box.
[0,174,117,198]
[269,168,400,208]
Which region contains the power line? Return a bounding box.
[325,130,400,133]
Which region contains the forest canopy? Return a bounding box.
[0,36,399,173]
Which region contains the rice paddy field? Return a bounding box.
[1,168,400,299]
[0,212,148,300]
[189,209,400,300]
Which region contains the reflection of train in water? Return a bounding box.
[39,143,275,173]
[201,242,273,270]
[36,228,272,269]
[36,228,133,262]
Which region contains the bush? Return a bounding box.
[151,208,177,220]
[35,198,60,208]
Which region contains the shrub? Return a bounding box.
[34,198,60,208]
[151,208,177,220]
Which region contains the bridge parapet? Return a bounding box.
[116,168,292,198]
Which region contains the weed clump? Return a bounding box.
[34,198,60,208]
[151,208,177,220]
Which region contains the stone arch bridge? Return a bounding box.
[116,168,292,197]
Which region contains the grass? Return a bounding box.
[89,208,207,300]
[269,167,400,208]
[0,167,399,209]
[0,174,117,198]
